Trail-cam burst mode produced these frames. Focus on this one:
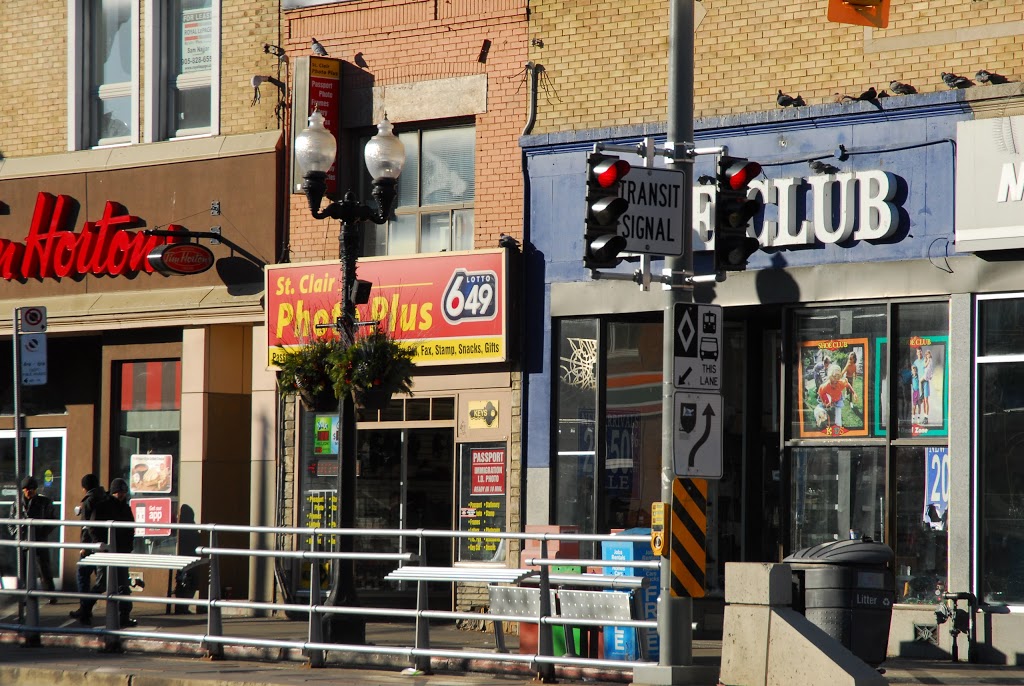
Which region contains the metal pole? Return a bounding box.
[661,0,695,670]
[12,309,23,588]
[324,217,365,644]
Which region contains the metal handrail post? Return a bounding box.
[23,534,40,645]
[413,532,431,673]
[536,538,556,683]
[205,530,224,659]
[307,535,325,667]
[102,540,121,653]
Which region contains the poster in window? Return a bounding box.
[457,443,507,563]
[873,335,948,437]
[797,338,869,437]
[129,454,173,494]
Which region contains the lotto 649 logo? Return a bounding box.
[442,269,498,324]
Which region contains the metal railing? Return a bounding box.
[0,517,658,681]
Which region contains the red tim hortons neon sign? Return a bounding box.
[0,192,183,280]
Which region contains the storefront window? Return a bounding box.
[893,447,948,603]
[115,359,181,555]
[789,301,949,598]
[553,318,598,535]
[791,305,885,439]
[605,321,662,531]
[977,295,1024,604]
[791,446,885,549]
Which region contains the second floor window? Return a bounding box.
[362,125,475,256]
[78,0,138,148]
[148,0,216,140]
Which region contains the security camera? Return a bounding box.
[251,75,269,88]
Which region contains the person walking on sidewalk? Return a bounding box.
[69,473,113,625]
[8,476,58,601]
[107,478,137,627]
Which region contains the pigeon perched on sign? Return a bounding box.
[311,38,329,57]
[941,72,972,89]
[889,80,917,95]
[809,160,840,175]
[777,90,805,107]
[975,69,1009,85]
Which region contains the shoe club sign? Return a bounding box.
[0,191,214,279]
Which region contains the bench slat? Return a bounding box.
[78,553,208,573]
[384,566,532,584]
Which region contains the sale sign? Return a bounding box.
[265,250,508,367]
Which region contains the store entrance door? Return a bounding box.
[354,428,455,608]
[0,429,67,588]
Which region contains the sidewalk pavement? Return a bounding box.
[1,597,1023,685]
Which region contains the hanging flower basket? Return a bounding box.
[299,387,337,412]
[276,329,415,411]
[330,329,415,402]
[352,387,393,411]
[275,338,344,410]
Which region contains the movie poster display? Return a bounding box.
[797,338,870,437]
[873,335,948,437]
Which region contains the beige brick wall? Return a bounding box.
[285,0,528,263]
[528,0,1024,133]
[0,0,281,158]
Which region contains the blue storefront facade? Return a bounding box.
[521,85,1024,661]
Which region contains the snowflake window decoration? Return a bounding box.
[560,337,597,390]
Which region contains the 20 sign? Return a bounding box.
[442,269,498,324]
[924,447,950,529]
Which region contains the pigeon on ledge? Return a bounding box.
[975,70,1009,85]
[311,38,329,57]
[889,80,917,95]
[941,72,972,89]
[777,90,805,107]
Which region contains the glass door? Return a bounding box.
[0,429,67,587]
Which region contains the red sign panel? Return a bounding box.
[148,243,215,275]
[130,497,173,537]
[265,250,508,367]
[470,448,506,495]
[308,57,341,195]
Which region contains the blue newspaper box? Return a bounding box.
[601,528,660,661]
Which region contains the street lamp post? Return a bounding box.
[295,111,405,643]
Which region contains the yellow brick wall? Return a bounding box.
[0,0,281,158]
[286,0,528,262]
[528,0,1024,133]
[0,0,68,157]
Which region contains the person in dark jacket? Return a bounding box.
[107,478,137,627]
[69,473,112,625]
[8,476,57,600]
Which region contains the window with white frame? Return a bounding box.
[361,125,475,256]
[70,0,140,149]
[146,0,218,140]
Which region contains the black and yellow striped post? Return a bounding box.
[670,477,707,598]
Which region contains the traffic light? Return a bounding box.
[714,156,763,271]
[584,152,631,269]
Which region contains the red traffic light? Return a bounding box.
[720,158,762,191]
[592,158,631,188]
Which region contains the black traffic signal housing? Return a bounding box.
[715,156,763,271]
[584,152,631,269]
